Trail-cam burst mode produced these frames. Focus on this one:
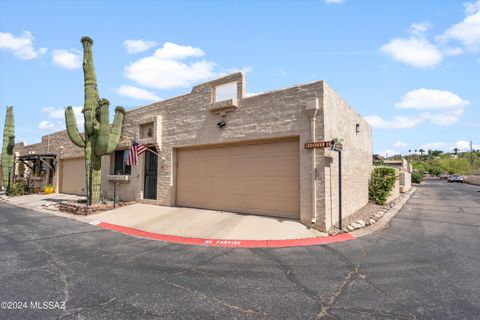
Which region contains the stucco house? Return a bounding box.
[11,73,372,231]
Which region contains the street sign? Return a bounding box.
[304,141,333,149]
[331,143,343,151]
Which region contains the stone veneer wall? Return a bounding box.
[317,83,373,231]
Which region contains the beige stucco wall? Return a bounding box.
[386,173,401,204]
[464,175,480,185]
[400,172,411,192]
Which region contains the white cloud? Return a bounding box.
[382,1,480,67]
[437,1,480,53]
[364,115,423,129]
[366,88,469,129]
[39,106,84,132]
[124,42,216,89]
[115,85,160,101]
[124,41,253,90]
[0,31,47,59]
[393,141,408,149]
[420,109,465,126]
[379,149,400,158]
[421,142,449,150]
[409,22,431,37]
[380,37,442,68]
[38,121,54,130]
[42,107,64,118]
[52,49,81,69]
[466,0,480,15]
[153,42,204,60]
[421,140,479,152]
[395,89,470,110]
[123,39,158,54]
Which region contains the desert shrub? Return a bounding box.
[369,166,397,205]
[411,171,423,184]
[9,181,29,196]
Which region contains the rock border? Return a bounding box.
[351,187,416,237]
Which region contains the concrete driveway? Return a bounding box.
[90,204,327,240]
[4,193,83,212]
[3,193,328,242]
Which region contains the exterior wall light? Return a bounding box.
[217,120,226,129]
[356,123,360,134]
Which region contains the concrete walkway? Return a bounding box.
[90,204,328,240]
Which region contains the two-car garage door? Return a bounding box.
[176,139,300,219]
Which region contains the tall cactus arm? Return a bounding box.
[81,36,98,135]
[95,98,110,156]
[105,106,125,154]
[65,106,85,147]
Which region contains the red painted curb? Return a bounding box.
[97,222,355,248]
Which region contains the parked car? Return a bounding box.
[439,174,449,180]
[447,174,464,183]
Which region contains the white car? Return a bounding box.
[447,174,464,183]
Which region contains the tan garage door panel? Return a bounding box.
[61,158,86,195]
[176,140,300,219]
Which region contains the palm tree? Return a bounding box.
[419,149,425,156]
[453,147,459,155]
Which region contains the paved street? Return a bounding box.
[1,179,479,320]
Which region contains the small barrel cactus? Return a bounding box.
[65,37,125,203]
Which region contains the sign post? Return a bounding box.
[305,139,344,230]
[330,139,344,230]
[88,161,93,206]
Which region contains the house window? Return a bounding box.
[215,82,237,103]
[114,150,131,175]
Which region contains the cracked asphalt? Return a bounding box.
[1,179,479,319]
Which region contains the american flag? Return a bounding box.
[126,141,148,166]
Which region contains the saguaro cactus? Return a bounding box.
[2,106,15,189]
[65,37,125,203]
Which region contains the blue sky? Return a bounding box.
[1,0,479,155]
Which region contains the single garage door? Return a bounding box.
[176,139,300,219]
[61,158,86,195]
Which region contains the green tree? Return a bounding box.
[431,150,443,157]
[438,158,472,174]
[369,167,397,205]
